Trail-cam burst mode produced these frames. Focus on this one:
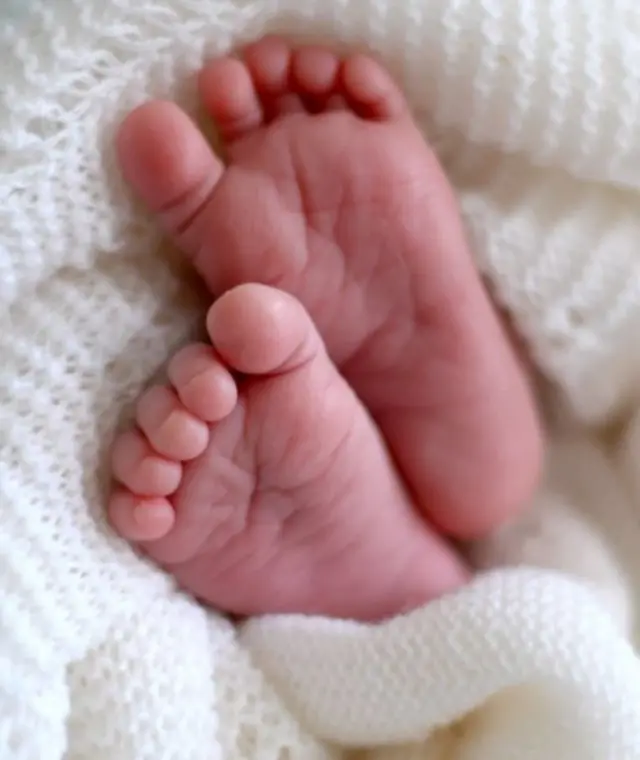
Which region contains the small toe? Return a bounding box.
[242,35,292,97]
[206,284,320,375]
[111,429,182,497]
[109,490,176,543]
[116,100,223,245]
[136,385,209,461]
[167,343,238,422]
[291,45,341,108]
[199,57,264,141]
[242,36,301,120]
[341,54,407,120]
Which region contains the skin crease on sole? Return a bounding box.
[108,37,542,620]
[110,283,470,620]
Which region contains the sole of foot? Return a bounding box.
[109,283,469,620]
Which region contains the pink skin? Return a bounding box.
[109,37,542,620]
[110,283,469,620]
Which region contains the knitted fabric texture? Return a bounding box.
[2,1,640,759]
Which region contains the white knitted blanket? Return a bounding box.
[3,1,640,758]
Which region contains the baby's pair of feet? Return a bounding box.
[109,37,542,621]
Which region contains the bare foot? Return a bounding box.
[117,37,542,541]
[108,284,468,620]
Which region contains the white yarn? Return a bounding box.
[3,1,640,759]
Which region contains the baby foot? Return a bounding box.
[109,284,468,620]
[117,37,542,540]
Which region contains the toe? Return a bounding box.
[291,45,341,110]
[340,54,407,120]
[242,35,291,97]
[111,429,182,497]
[198,57,264,141]
[116,101,223,247]
[109,490,176,543]
[136,385,209,461]
[206,283,320,375]
[242,36,303,120]
[167,343,238,422]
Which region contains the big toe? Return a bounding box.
[198,56,266,141]
[206,283,320,376]
[116,101,223,249]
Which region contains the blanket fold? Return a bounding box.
[2,1,640,758]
